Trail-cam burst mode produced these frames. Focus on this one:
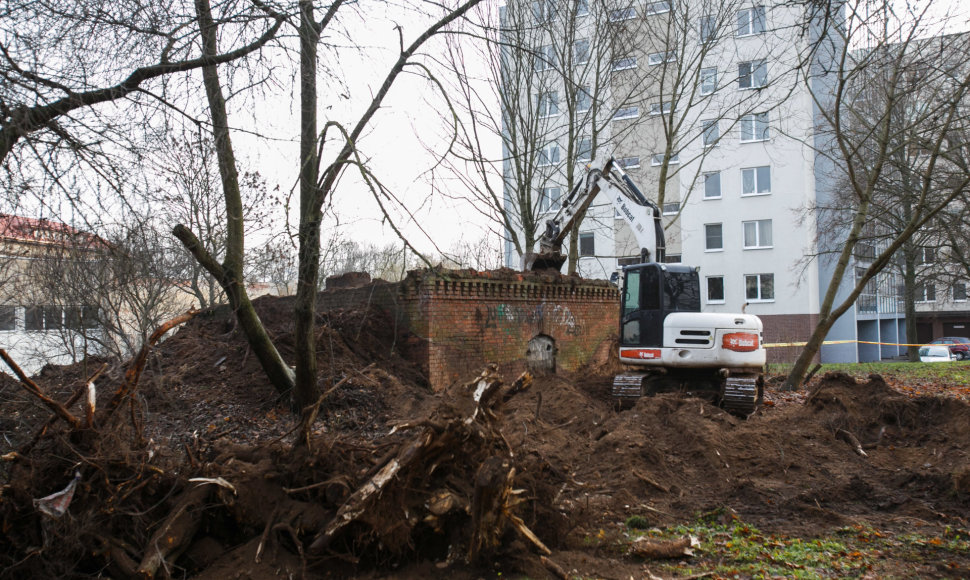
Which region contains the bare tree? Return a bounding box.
[784,3,970,388]
[174,0,487,419]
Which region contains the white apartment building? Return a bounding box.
[501,0,909,362]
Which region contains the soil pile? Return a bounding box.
[2,296,970,579]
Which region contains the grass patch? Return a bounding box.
[769,360,970,386]
[630,517,970,579]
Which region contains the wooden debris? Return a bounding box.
[633,469,671,493]
[0,348,81,429]
[630,535,697,559]
[836,428,868,457]
[137,483,213,578]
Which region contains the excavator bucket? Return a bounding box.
[523,251,567,272]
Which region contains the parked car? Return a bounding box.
[927,337,970,360]
[919,345,956,362]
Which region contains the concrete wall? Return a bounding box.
[318,270,620,390]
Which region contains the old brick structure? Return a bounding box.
[318,269,620,390]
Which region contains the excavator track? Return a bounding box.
[720,375,763,417]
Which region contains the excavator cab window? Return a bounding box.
[621,263,700,347]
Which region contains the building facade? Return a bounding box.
[501,0,909,362]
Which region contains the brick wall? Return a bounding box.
[318,270,620,390]
[758,313,819,364]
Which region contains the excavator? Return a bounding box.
[524,158,765,416]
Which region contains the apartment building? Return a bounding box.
[500,0,910,362]
[0,215,106,374]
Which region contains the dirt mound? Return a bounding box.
[4,293,970,579]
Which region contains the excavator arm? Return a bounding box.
[523,157,666,271]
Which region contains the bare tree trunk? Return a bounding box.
[175,0,295,397]
[902,245,919,361]
[295,0,322,413]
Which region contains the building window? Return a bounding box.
[539,143,560,166]
[577,136,592,161]
[533,0,553,23]
[707,276,725,302]
[612,56,637,71]
[649,101,673,115]
[699,15,716,43]
[576,86,592,112]
[617,156,640,169]
[740,113,769,142]
[0,305,14,331]
[737,5,766,36]
[538,91,558,117]
[741,166,771,194]
[651,152,679,165]
[648,51,677,66]
[573,39,590,64]
[25,306,44,331]
[536,45,556,71]
[739,60,767,89]
[664,254,682,263]
[579,232,595,256]
[705,223,723,251]
[663,202,680,215]
[645,0,672,15]
[702,119,719,146]
[919,247,936,264]
[576,0,589,17]
[65,306,98,330]
[700,67,717,95]
[539,186,561,213]
[743,219,773,248]
[704,171,721,198]
[613,106,639,120]
[44,306,63,330]
[609,6,636,21]
[916,283,936,302]
[745,273,774,301]
[954,282,968,301]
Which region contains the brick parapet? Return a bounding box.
[315,271,619,391]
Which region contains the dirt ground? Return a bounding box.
[2,291,969,579]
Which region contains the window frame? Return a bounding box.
[707,275,725,303]
[539,186,561,213]
[703,171,721,199]
[742,219,773,249]
[662,202,680,215]
[535,44,556,72]
[613,106,640,121]
[616,156,641,169]
[612,56,637,71]
[647,51,676,66]
[740,112,770,142]
[741,165,771,195]
[700,67,718,95]
[576,85,592,113]
[575,0,589,17]
[699,15,716,43]
[577,136,592,162]
[702,119,719,147]
[705,223,724,252]
[745,273,775,302]
[572,38,590,65]
[916,283,937,303]
[650,152,679,165]
[738,59,767,89]
[538,90,559,118]
[737,5,766,37]
[0,305,15,331]
[644,0,672,15]
[538,143,560,167]
[609,6,637,22]
[649,101,673,116]
[954,282,968,302]
[579,232,595,257]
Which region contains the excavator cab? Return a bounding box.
[620,263,701,348]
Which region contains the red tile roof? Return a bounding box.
[0,214,105,248]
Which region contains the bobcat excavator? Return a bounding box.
[524,158,765,416]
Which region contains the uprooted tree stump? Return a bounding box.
[306,365,545,564]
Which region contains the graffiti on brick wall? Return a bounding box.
[476,302,582,336]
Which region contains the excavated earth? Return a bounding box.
[2,291,970,579]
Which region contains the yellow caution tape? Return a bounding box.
[764,339,929,348]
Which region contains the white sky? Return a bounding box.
[230,1,500,258]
